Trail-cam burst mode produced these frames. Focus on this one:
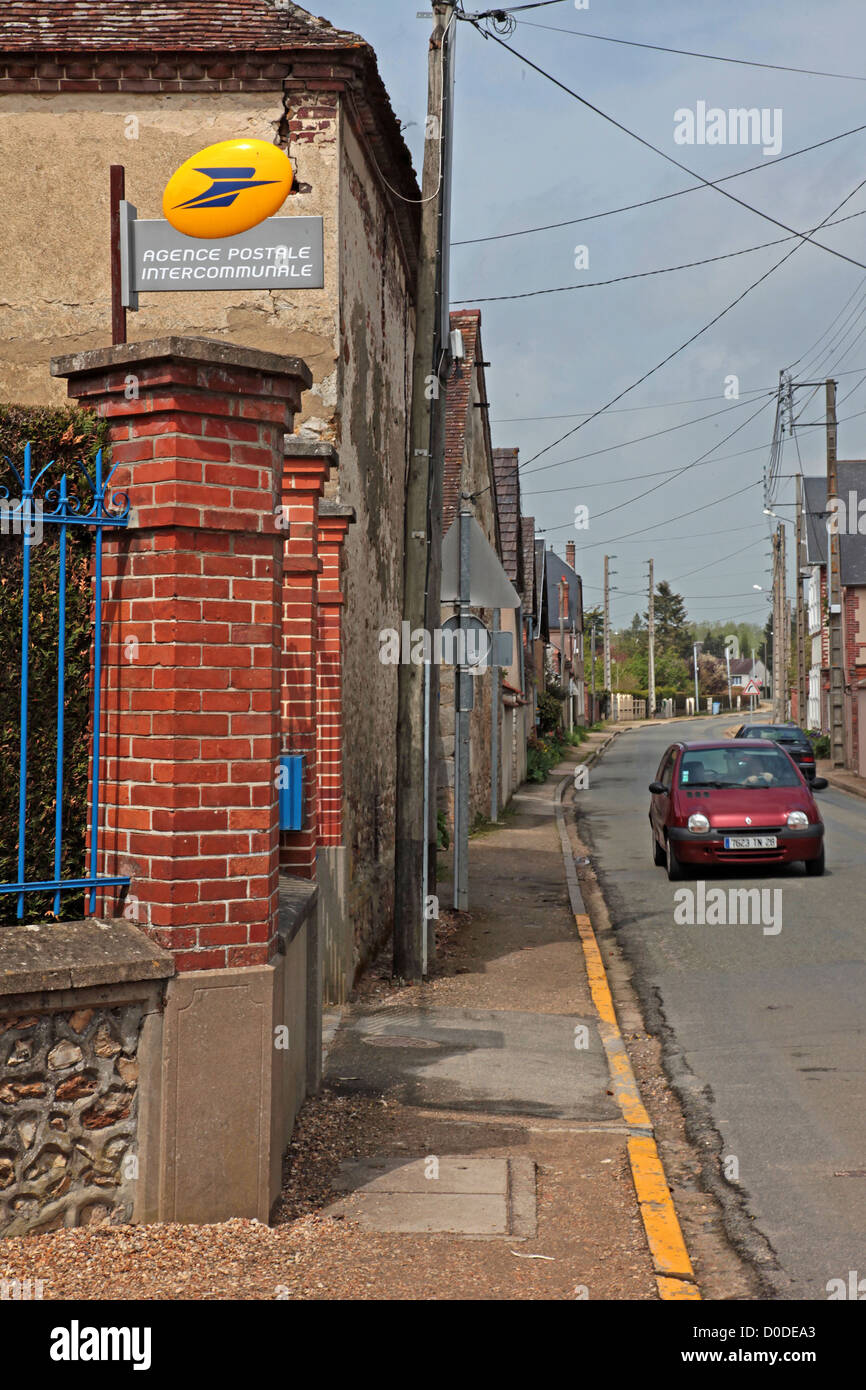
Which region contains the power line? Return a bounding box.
[523,442,771,497]
[672,538,768,582]
[467,24,866,275]
[516,172,866,469]
[453,122,866,247]
[519,393,771,481]
[542,479,762,543]
[519,20,866,83]
[567,398,773,523]
[454,211,866,303]
[491,366,866,423]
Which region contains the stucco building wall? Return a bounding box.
[0,63,417,992]
[334,113,414,973]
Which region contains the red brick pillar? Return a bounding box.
[279,440,332,878]
[317,501,354,848]
[52,338,312,971]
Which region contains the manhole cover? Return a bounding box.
[361,1035,442,1050]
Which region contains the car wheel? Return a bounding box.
[666,835,685,882]
[805,847,826,877]
[652,825,666,866]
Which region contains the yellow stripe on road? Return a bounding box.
[629,1135,696,1282]
[573,913,617,1026]
[657,1276,702,1300]
[556,777,700,1299]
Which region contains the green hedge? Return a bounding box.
[0,406,109,925]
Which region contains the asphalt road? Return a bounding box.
[576,714,866,1300]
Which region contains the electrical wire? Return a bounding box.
[543,479,763,543]
[491,366,866,423]
[467,24,866,274]
[453,121,866,247]
[517,393,772,481]
[518,20,866,83]
[515,173,866,470]
[586,398,773,523]
[522,444,772,497]
[453,211,866,304]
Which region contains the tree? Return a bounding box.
[697,653,728,697]
[700,628,726,659]
[584,604,604,638]
[652,581,691,661]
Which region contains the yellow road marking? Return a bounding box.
[557,777,700,1298]
[569,899,699,1298]
[657,1276,702,1300]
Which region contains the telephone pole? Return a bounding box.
[394,1,457,979]
[647,559,655,720]
[795,474,808,725]
[826,378,845,766]
[780,522,787,720]
[603,555,613,698]
[772,527,782,721]
[559,575,570,731]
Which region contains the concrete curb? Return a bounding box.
[817,765,866,801]
[553,767,700,1302]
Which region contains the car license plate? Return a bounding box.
[724,835,777,850]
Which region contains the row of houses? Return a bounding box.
[803,468,866,774]
[0,0,581,1234]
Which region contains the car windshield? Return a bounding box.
[679,747,801,789]
[742,726,805,744]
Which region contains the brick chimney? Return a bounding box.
[566,541,576,570]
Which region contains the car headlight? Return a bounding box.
[688,813,710,833]
[786,811,809,828]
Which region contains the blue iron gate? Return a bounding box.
[0,444,131,920]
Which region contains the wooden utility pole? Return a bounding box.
[826,378,845,766]
[772,527,781,721]
[110,165,127,346]
[795,474,808,726]
[647,559,655,719]
[559,575,570,730]
[603,555,612,699]
[779,522,787,719]
[394,1,456,978]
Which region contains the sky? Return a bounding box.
[318,0,866,629]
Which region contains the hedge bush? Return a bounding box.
[0,406,109,925]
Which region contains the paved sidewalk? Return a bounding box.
[297,755,688,1300]
[0,755,690,1301]
[816,758,866,799]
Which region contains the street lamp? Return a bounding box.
[763,506,795,526]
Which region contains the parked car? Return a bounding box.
[649,739,827,880]
[732,722,817,781]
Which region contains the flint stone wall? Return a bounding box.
[0,918,174,1238]
[0,1003,142,1235]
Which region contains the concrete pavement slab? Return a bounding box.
[325,1155,537,1237]
[325,1004,621,1121]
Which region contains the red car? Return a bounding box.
[649,739,827,880]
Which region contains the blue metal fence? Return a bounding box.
[0,444,131,920]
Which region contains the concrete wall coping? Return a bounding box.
[319,500,356,521]
[50,336,313,390]
[284,437,339,464]
[278,876,318,951]
[0,920,175,998]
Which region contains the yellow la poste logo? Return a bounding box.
[162,139,293,239]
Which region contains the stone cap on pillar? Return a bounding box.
[318,500,356,523]
[52,336,313,394]
[284,436,338,466]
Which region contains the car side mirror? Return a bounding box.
[649,781,667,795]
[811,777,828,791]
